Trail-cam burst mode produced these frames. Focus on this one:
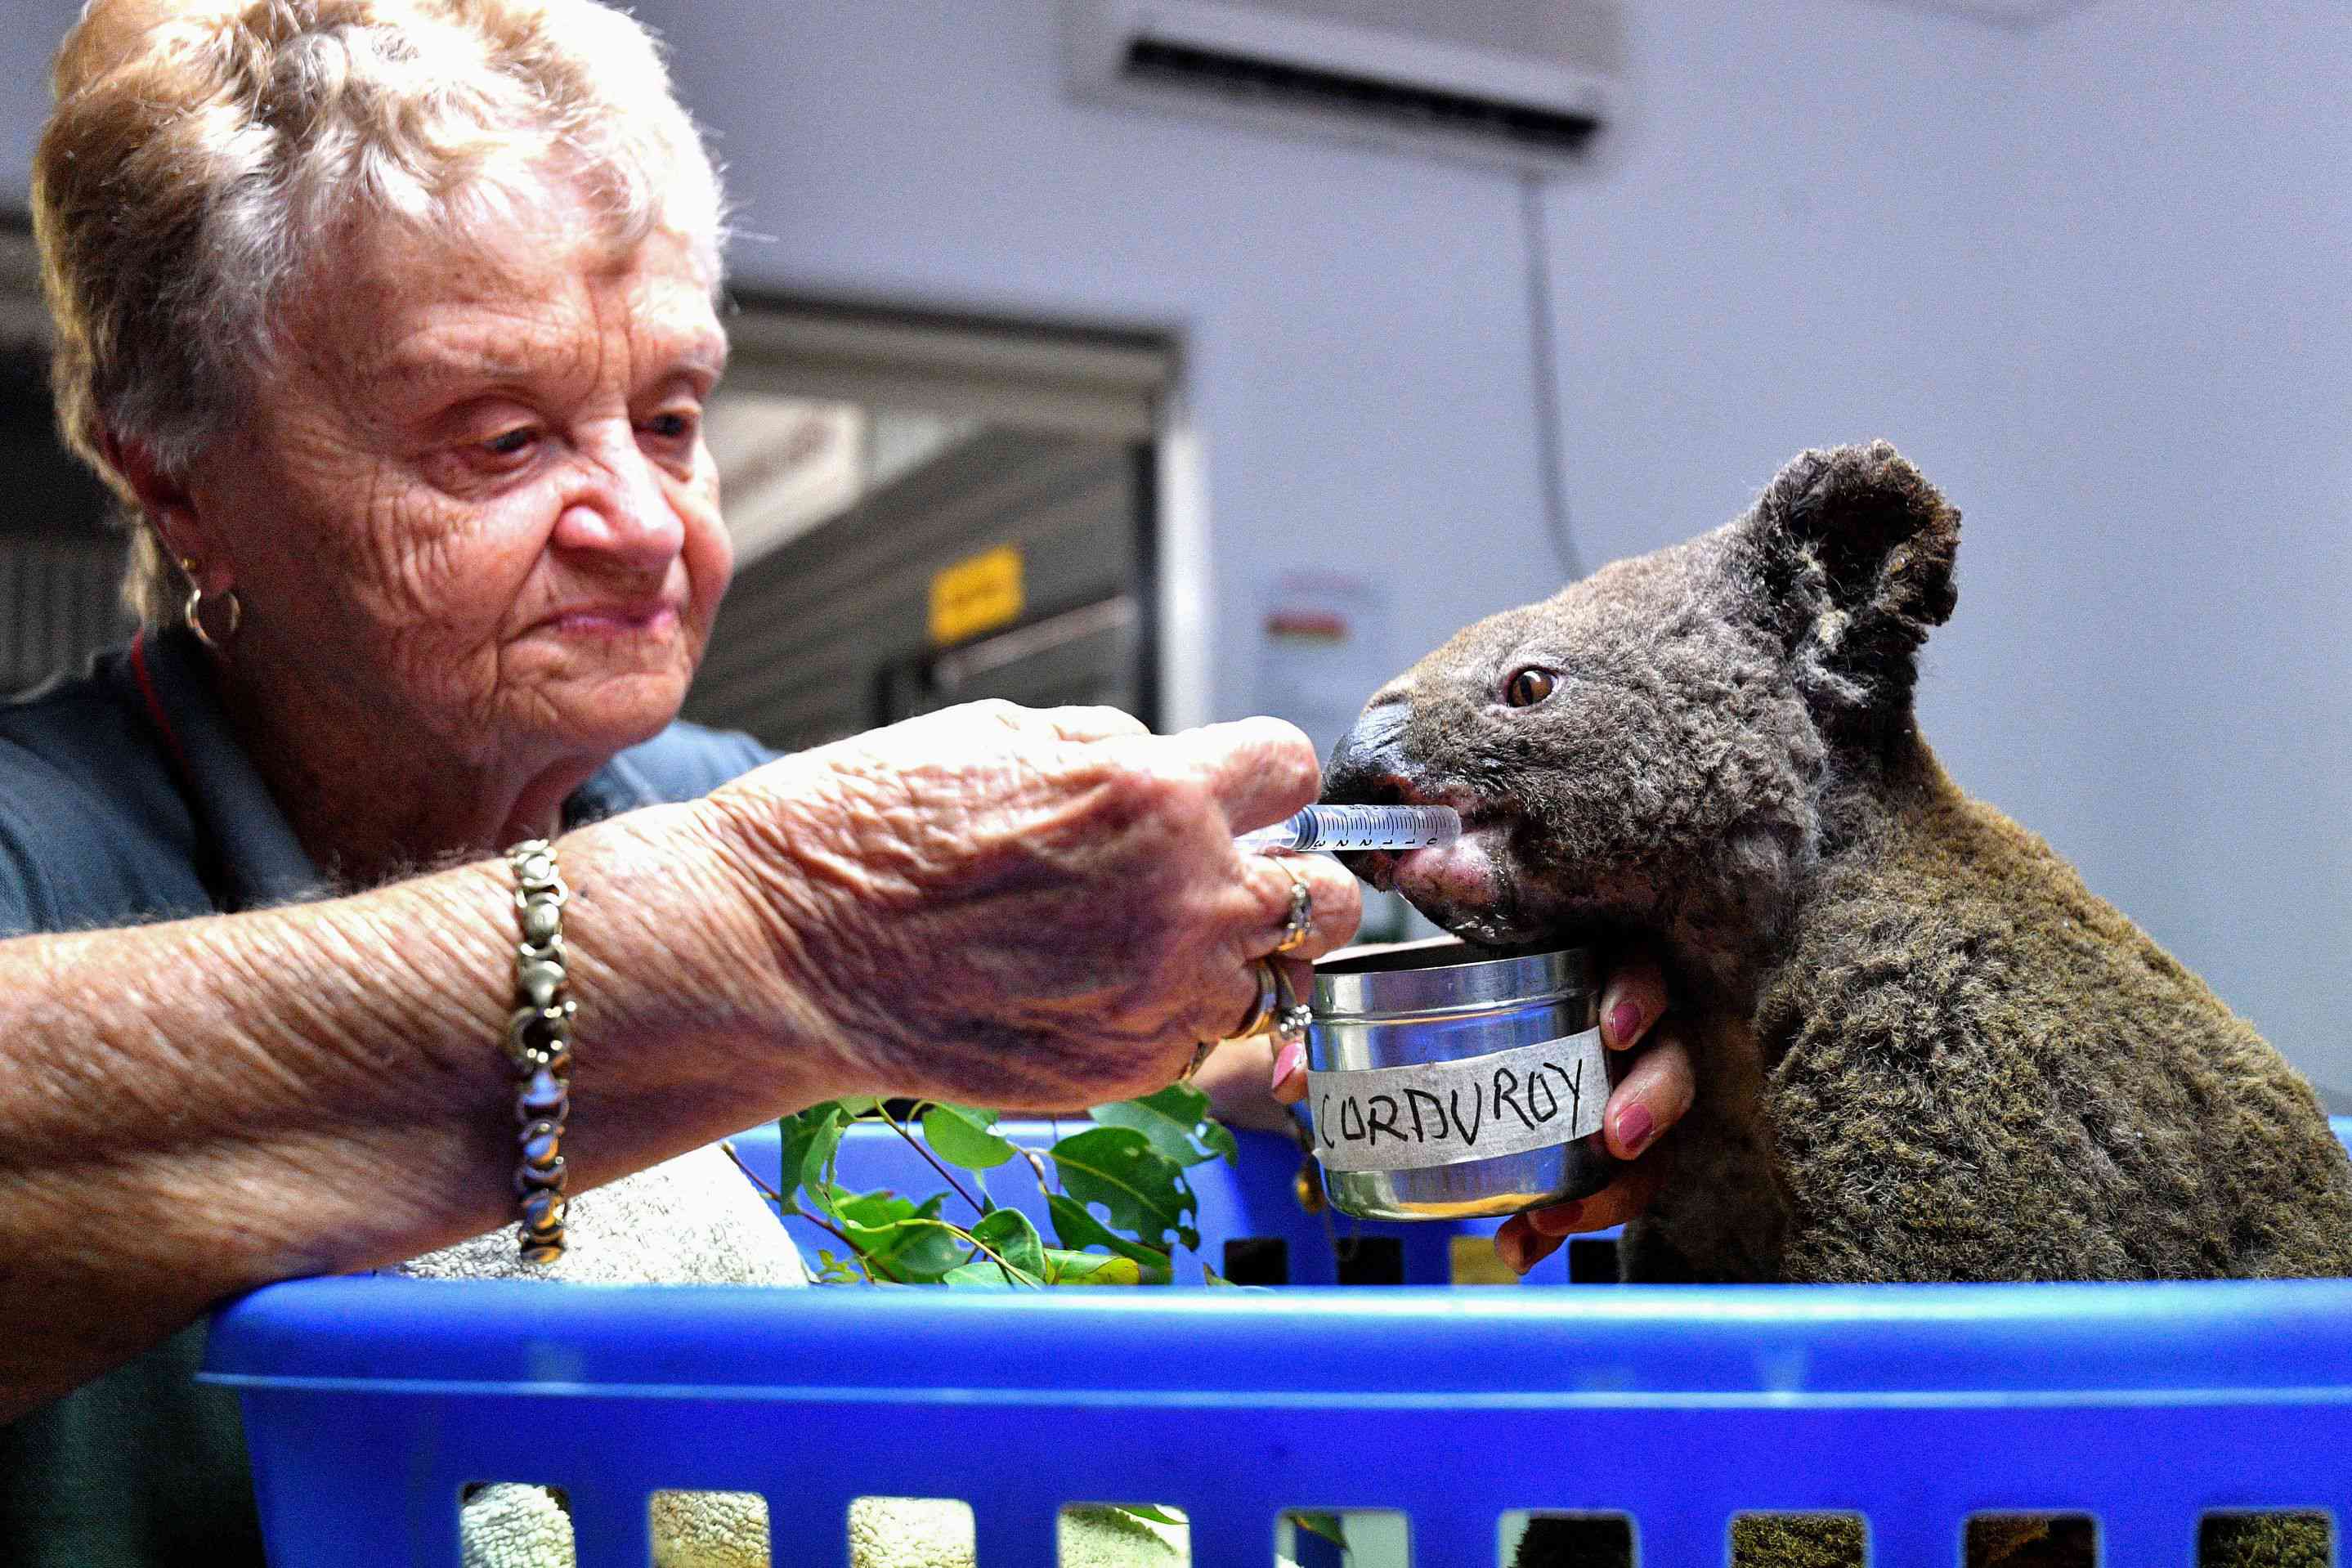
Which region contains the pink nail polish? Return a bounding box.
[1608,999,1642,1045]
[1617,1101,1655,1155]
[1271,1039,1306,1086]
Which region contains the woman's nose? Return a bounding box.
[550,433,687,573]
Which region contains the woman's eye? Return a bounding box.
[643,410,698,442]
[1504,667,1557,708]
[482,428,538,459]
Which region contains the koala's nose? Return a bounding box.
[1321,699,1429,807]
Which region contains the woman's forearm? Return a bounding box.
[0,705,1366,1423]
[0,803,857,1422]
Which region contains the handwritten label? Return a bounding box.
[1307,1028,1606,1173]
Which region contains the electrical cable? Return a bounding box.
[1518,169,1585,583]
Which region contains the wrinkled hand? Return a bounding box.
[1263,947,1691,1275]
[700,701,1361,1111]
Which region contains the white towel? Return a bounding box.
[396,1142,807,1288]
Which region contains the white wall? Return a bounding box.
[1539,0,2349,1089]
[4,2,2342,1091]
[1521,2,2350,1089]
[1981,0,2352,1091]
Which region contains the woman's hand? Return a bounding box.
[1493,952,1691,1273]
[1264,946,1692,1274]
[698,701,1361,1112]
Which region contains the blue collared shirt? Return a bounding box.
[0,626,774,1566]
[0,625,769,931]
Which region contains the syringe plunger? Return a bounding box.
[1235,804,1461,854]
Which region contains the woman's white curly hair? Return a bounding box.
[33,0,728,625]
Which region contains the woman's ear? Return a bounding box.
[101,429,215,579]
[1738,440,1960,726]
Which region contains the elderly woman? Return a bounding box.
[0,0,1689,1559]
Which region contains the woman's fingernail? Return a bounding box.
[1270,1039,1306,1087]
[1616,1101,1655,1156]
[1608,999,1642,1046]
[1527,1202,1584,1237]
[1494,1228,1529,1275]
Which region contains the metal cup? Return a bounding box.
[1306,936,1615,1222]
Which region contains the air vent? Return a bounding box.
[1062,0,1622,173]
[1121,38,1600,156]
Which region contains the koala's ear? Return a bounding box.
[1736,440,1960,724]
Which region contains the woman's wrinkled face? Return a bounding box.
[189,180,733,773]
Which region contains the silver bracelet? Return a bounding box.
[504,839,574,1265]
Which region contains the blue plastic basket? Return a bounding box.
[200,1119,2352,1566]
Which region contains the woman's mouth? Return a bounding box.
[543,601,679,638]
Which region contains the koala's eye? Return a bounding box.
[1504,667,1557,708]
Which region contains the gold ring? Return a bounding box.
[1227,958,1280,1041]
[1270,855,1314,954]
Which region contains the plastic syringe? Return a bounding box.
[1235,804,1461,854]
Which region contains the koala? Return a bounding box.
[1325,440,2352,1284]
[1321,443,2352,1565]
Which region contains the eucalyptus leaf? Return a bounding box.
[1134,1081,1211,1126]
[942,1258,1042,1288]
[1042,1248,1151,1286]
[786,1094,1216,1289]
[921,1102,1019,1170]
[843,1212,969,1284]
[1113,1504,1185,1526]
[825,1185,915,1231]
[1046,1193,1170,1270]
[969,1207,1047,1279]
[774,1106,822,1174]
[777,1103,847,1207]
[1090,1084,1225,1168]
[1049,1126,1198,1252]
[799,1104,853,1197]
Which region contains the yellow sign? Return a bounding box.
[929,544,1024,646]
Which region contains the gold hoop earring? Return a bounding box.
[180,557,241,657]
